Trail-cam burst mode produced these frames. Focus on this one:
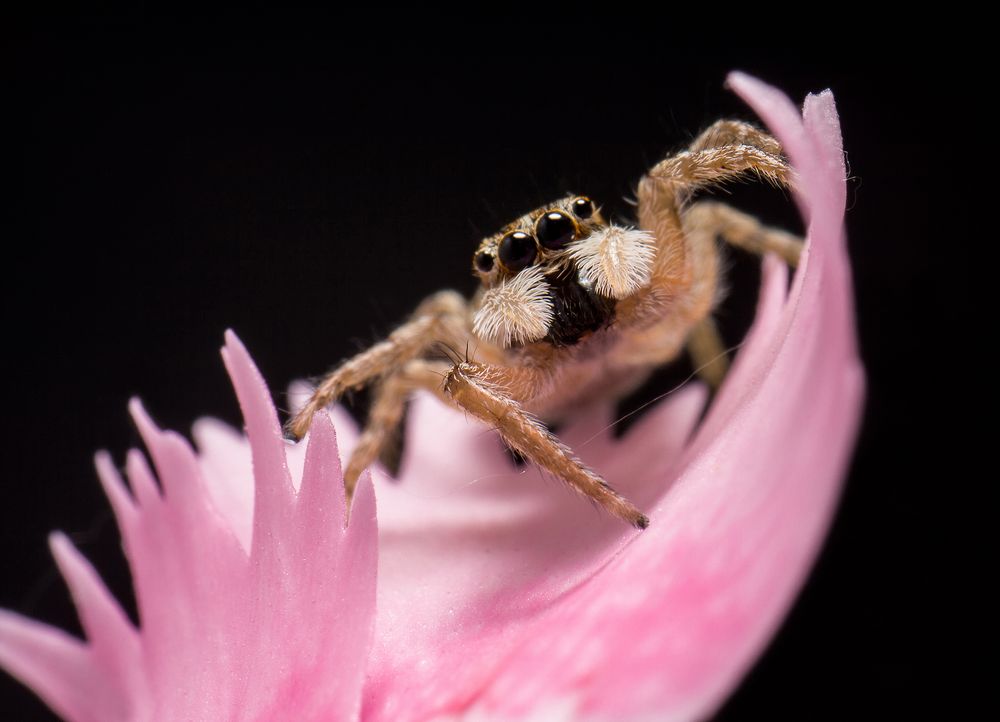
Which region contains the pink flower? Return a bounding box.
[0,74,863,721]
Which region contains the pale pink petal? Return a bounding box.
[0,611,111,722]
[0,491,143,722]
[47,533,147,710]
[191,417,256,550]
[1,333,378,722]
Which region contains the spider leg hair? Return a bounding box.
[286,290,470,440]
[444,361,649,529]
[343,359,453,496]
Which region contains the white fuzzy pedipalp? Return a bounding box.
[473,265,553,348]
[568,225,656,299]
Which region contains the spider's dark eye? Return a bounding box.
[498,231,537,272]
[536,211,577,250]
[474,251,495,273]
[571,197,594,219]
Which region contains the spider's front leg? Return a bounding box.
[444,362,649,529]
[638,119,793,250]
[646,119,793,195]
[343,359,452,496]
[286,290,470,441]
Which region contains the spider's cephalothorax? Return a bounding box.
[288,120,804,530]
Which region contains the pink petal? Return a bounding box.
[47,533,146,712]
[191,417,256,551]
[360,76,863,720]
[1,73,862,722]
[0,555,139,722]
[364,384,708,719]
[0,610,106,722]
[1,333,378,722]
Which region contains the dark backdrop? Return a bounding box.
[5,12,945,720]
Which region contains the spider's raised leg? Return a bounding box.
[637,119,793,249]
[444,361,648,529]
[286,290,470,440]
[343,359,452,496]
[630,120,800,388]
[668,119,792,190]
[687,119,784,157]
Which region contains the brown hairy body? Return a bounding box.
[287,120,802,529]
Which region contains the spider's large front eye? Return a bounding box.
[499,231,537,272]
[571,197,595,219]
[536,211,577,250]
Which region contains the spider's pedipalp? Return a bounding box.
[568,225,657,300]
[472,265,554,348]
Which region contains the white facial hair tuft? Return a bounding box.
[473,265,554,348]
[568,225,656,299]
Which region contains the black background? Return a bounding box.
[4,11,947,720]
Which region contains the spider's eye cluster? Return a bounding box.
[478,196,598,276]
[499,230,537,272]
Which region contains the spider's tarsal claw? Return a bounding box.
[634,514,650,530]
[282,421,304,443]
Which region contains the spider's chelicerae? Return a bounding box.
[287,120,802,529]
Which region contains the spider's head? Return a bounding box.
[471,195,656,349]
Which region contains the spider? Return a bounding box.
[286,120,802,529]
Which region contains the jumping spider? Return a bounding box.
[287,120,802,529]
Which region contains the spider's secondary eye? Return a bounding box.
[536,211,577,250]
[571,197,594,219]
[474,251,495,273]
[499,231,537,272]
